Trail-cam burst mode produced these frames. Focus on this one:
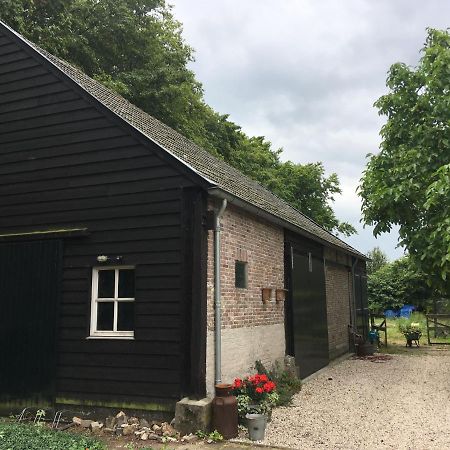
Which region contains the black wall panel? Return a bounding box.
[285,233,329,378]
[0,31,198,407]
[290,252,329,378]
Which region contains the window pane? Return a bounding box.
[119,269,135,298]
[98,270,115,298]
[117,302,134,331]
[97,302,114,330]
[235,261,248,288]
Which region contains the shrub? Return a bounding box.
[273,369,302,406]
[0,421,105,450]
[255,360,302,407]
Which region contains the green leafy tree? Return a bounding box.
[270,162,355,235]
[368,256,433,312]
[366,247,389,275]
[359,28,450,293]
[0,0,355,236]
[0,0,203,132]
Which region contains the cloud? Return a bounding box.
[171,0,449,259]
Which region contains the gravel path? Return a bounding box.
[261,351,450,449]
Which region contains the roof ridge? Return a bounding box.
[33,44,310,210]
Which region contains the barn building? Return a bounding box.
[0,21,368,413]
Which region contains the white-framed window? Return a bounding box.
[89,266,135,339]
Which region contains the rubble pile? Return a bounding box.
[72,410,198,443]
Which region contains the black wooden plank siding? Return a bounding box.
[0,32,200,408]
[0,240,62,403]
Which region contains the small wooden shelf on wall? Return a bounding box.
[261,288,272,304]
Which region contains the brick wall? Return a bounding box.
[206,201,285,330]
[205,200,285,394]
[325,262,352,360]
[204,199,358,393]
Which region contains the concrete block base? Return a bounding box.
[174,397,212,435]
[206,323,286,395]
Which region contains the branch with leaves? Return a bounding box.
[359,28,450,293]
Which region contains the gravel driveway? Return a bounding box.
[261,351,450,449]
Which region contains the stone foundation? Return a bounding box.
[174,397,212,434]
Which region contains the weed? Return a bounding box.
[208,430,224,442]
[0,421,105,450]
[35,409,45,425]
[196,429,223,442]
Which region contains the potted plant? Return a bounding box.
[232,374,278,417]
[231,374,278,441]
[398,319,422,347]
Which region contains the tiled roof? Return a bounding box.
[19,33,365,258]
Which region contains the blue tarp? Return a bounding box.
[384,309,397,318]
[402,304,416,311]
[384,306,416,318]
[399,306,413,318]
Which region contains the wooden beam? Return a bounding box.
[0,228,89,241]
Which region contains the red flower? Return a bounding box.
[232,373,277,400]
[233,378,243,389]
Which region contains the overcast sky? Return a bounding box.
[171,0,449,260]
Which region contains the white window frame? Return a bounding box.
[89,266,135,339]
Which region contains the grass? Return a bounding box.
[374,312,450,354]
[0,420,105,450]
[385,312,426,345]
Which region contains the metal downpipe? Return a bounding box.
[214,199,227,385]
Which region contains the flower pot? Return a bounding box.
[275,288,287,302]
[261,288,272,303]
[246,413,267,441]
[246,402,272,421]
[247,403,261,413]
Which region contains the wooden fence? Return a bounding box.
[426,314,450,345]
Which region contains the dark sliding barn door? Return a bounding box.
[290,251,329,378]
[0,240,62,403]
